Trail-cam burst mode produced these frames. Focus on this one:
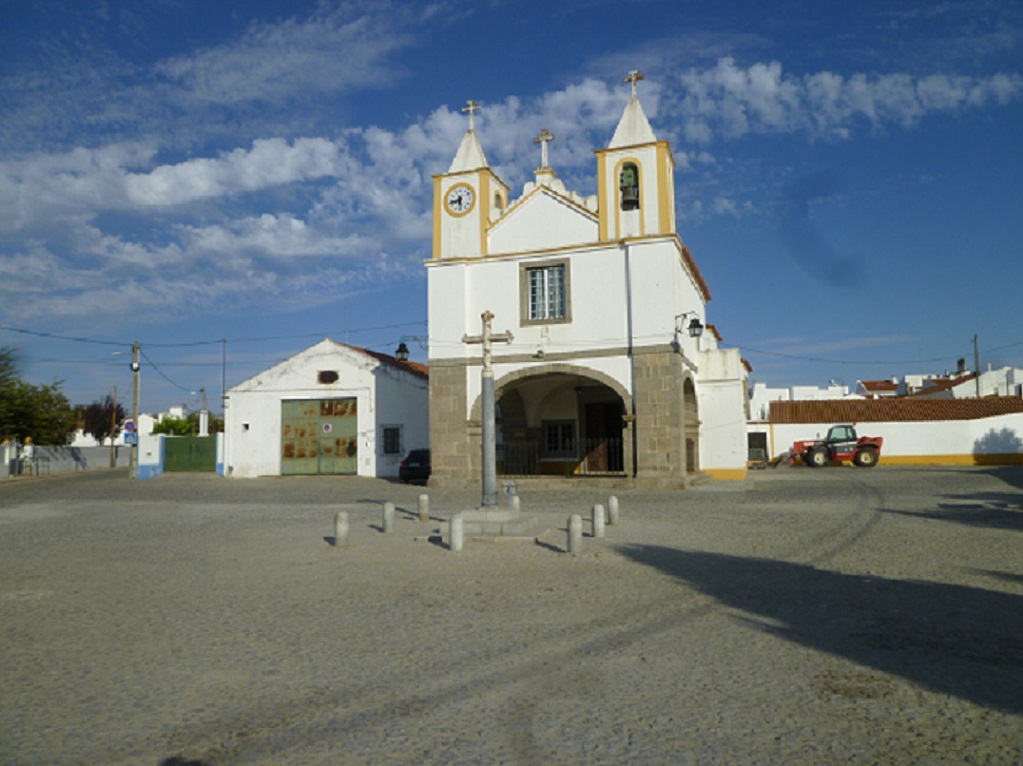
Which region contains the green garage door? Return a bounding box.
[281,398,358,475]
[164,436,217,472]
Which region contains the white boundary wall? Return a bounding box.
[752,411,1023,465]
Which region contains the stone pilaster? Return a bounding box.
[631,346,686,487]
[427,363,471,487]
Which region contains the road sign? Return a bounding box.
[124,419,136,433]
[124,433,138,446]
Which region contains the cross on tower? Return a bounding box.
[462,99,481,131]
[533,128,555,169]
[624,69,645,98]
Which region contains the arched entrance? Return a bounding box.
[471,365,631,477]
[683,377,700,473]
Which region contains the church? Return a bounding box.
[427,73,749,487]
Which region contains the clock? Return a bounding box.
[445,183,475,216]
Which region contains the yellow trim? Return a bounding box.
[422,234,679,267]
[432,176,442,259]
[703,467,748,481]
[656,142,674,235]
[478,173,490,255]
[877,454,1023,466]
[597,158,608,241]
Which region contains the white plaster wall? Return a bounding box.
[765,412,1023,460]
[697,347,749,472]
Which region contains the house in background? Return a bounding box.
[222,339,428,478]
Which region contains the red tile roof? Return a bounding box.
[681,245,712,302]
[858,379,899,392]
[907,373,975,396]
[341,342,429,380]
[770,396,1023,424]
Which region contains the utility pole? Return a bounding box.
[974,334,981,398]
[131,340,140,480]
[463,311,513,508]
[110,386,117,468]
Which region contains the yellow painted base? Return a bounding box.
[879,454,1023,467]
[702,467,749,481]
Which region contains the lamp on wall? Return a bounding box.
[394,341,410,361]
[675,312,704,338]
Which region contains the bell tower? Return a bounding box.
[596,71,677,242]
[432,100,509,260]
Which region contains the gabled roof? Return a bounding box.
[907,373,976,396]
[230,338,428,392]
[858,379,899,393]
[488,184,599,254]
[770,397,1023,424]
[354,344,429,380]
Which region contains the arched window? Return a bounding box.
[620,163,640,210]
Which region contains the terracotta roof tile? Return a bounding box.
[859,379,899,392]
[770,396,1023,424]
[908,373,975,396]
[340,342,429,380]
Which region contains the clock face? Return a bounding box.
[445,184,475,215]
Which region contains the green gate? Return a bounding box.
[164,436,217,472]
[281,398,358,475]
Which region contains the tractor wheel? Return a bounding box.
[854,448,878,467]
[806,447,829,468]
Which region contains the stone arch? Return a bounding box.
[469,362,632,421]
[683,375,700,473]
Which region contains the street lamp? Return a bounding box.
[394,341,410,361]
[675,312,704,338]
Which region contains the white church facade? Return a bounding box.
[427,74,749,487]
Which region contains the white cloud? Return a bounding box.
[125,138,344,206]
[674,57,1023,143]
[155,3,415,106]
[179,213,369,259]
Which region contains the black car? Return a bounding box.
[399,449,431,483]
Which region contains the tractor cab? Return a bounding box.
[825,424,858,452]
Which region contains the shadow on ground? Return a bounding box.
[616,544,1023,714]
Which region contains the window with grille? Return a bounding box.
[381,425,402,455]
[543,421,575,457]
[521,260,570,325]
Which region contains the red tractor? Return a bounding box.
[791,424,883,468]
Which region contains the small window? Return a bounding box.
[520,260,571,325]
[318,370,339,384]
[543,421,575,457]
[381,425,402,455]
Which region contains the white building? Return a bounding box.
[749,381,862,422]
[426,75,749,485]
[222,339,429,478]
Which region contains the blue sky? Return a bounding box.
[1,0,1021,414]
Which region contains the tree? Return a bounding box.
[0,346,78,445]
[186,410,224,434]
[81,395,126,445]
[152,416,193,436]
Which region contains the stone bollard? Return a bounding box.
[333,511,349,547]
[607,495,620,526]
[505,481,518,509]
[567,514,583,555]
[418,494,430,523]
[382,502,395,534]
[510,494,521,513]
[592,504,605,538]
[450,512,464,552]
